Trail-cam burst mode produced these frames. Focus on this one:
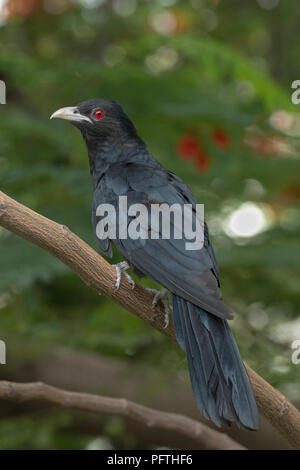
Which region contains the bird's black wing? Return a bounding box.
[93,162,232,320]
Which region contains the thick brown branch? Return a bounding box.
[0,380,245,450]
[0,190,300,449]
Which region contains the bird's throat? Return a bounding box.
[83,132,148,188]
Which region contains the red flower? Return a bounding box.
[195,149,211,173]
[176,134,199,160]
[176,132,211,173]
[212,128,231,150]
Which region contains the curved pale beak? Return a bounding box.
[50,106,92,123]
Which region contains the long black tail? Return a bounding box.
[172,294,259,430]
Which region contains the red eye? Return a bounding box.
[94,109,104,120]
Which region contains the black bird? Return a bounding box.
[51,99,259,430]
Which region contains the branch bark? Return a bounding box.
[0,380,245,450]
[0,190,299,449]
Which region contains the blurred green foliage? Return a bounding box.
[0,0,299,449]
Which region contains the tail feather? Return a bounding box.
[172,294,259,430]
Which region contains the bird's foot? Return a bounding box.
[113,261,135,290]
[146,288,170,328]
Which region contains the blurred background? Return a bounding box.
[0,0,299,450]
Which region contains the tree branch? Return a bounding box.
[0,380,245,450]
[0,190,299,449]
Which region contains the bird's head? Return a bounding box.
[50,98,138,142]
[50,99,147,177]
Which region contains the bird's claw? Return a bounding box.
[113,261,135,290]
[146,288,170,328]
